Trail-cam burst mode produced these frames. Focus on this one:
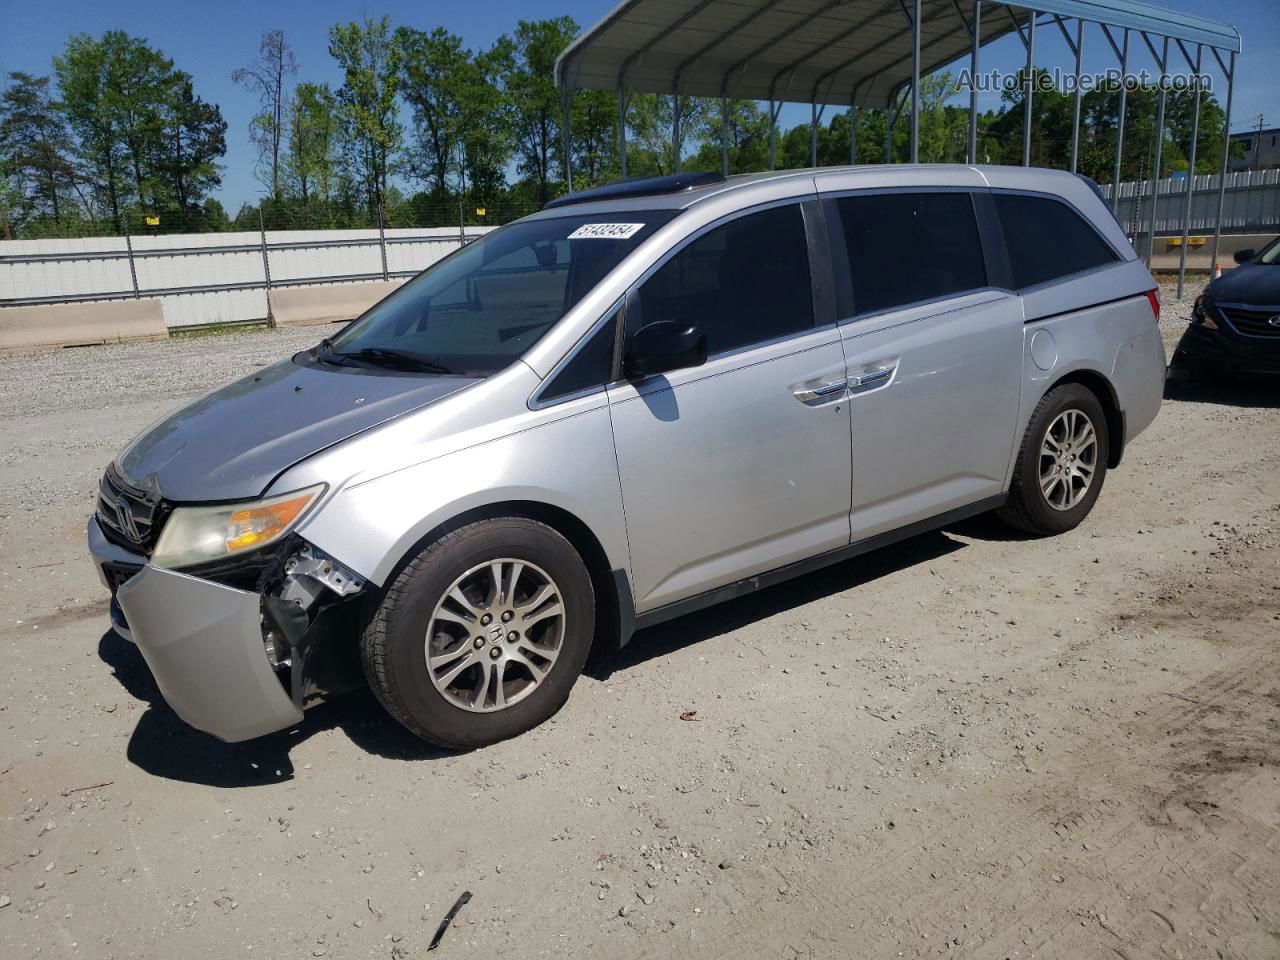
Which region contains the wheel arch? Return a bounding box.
[380,499,632,658]
[1045,368,1126,468]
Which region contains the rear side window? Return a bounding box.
[994,193,1118,289]
[829,192,987,317]
[633,203,814,356]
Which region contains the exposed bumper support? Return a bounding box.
[116,564,304,742]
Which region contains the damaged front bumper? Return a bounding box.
[88,516,366,743]
[118,563,305,742]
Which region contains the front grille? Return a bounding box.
[96,465,167,553]
[1220,305,1280,339]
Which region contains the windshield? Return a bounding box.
[1257,236,1280,265]
[323,210,677,376]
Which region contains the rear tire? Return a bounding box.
[998,383,1109,536]
[360,517,595,749]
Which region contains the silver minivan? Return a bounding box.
[88,165,1166,748]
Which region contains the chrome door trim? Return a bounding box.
[792,376,848,405]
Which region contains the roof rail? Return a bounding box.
[544,172,726,210]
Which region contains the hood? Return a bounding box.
[1207,262,1280,306]
[118,356,478,502]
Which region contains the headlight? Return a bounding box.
[1193,294,1218,329]
[151,485,325,569]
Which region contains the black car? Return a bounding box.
[1171,235,1280,380]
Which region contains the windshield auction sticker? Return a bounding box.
[568,223,645,240]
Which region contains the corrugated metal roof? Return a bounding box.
[1000,1,1241,53]
[556,0,1240,109]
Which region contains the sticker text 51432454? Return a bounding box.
[567,223,645,240]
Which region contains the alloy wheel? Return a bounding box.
[1038,408,1098,511]
[424,559,565,712]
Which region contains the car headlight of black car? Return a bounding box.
[1192,294,1219,329]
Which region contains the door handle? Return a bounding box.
[849,367,894,394]
[792,377,848,405]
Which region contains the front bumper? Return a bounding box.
[88,517,304,742]
[1175,322,1280,374]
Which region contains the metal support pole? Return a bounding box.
[123,220,140,299]
[619,89,629,178]
[910,0,921,163]
[768,100,781,170]
[1070,18,1085,172]
[457,141,466,245]
[561,92,574,192]
[1110,28,1129,215]
[1022,14,1036,166]
[258,209,272,324]
[1144,36,1169,268]
[721,97,730,175]
[1209,50,1235,276]
[967,0,981,163]
[850,104,859,164]
[1176,43,1203,299]
[672,92,681,174]
[810,102,819,167]
[885,89,904,163]
[886,101,894,162]
[377,204,389,281]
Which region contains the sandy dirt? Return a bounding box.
[1,279,1277,960]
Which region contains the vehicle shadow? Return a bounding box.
[1163,370,1280,408]
[101,525,972,784]
[587,528,965,679]
[98,631,449,787]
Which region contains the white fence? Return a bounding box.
[1101,168,1280,238]
[0,226,494,329]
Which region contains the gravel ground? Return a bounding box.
[1,278,1278,960]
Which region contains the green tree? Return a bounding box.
[285,82,339,205]
[55,33,132,227]
[163,78,226,219]
[55,31,225,231]
[507,17,577,204]
[233,30,296,200]
[625,93,714,176]
[571,87,618,186]
[687,99,769,173]
[459,38,516,204]
[396,26,469,200]
[329,15,402,215]
[0,72,79,226]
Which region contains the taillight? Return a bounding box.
[1145,288,1160,322]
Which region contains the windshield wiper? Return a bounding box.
[312,336,361,368]
[337,347,454,374]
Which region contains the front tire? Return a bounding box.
[998,383,1109,536]
[361,517,595,749]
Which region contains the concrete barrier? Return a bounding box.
[268,280,405,328]
[0,299,168,352]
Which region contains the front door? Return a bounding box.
[607,201,853,613]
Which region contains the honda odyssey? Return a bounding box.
[88,165,1166,748]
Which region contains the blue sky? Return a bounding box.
[2,0,1275,211]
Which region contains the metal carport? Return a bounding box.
[555,0,1243,293]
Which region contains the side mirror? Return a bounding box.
[624,320,707,379]
[1233,248,1256,264]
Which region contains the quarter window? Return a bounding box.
[829,192,987,317]
[632,204,814,356]
[539,306,618,402]
[994,193,1118,289]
